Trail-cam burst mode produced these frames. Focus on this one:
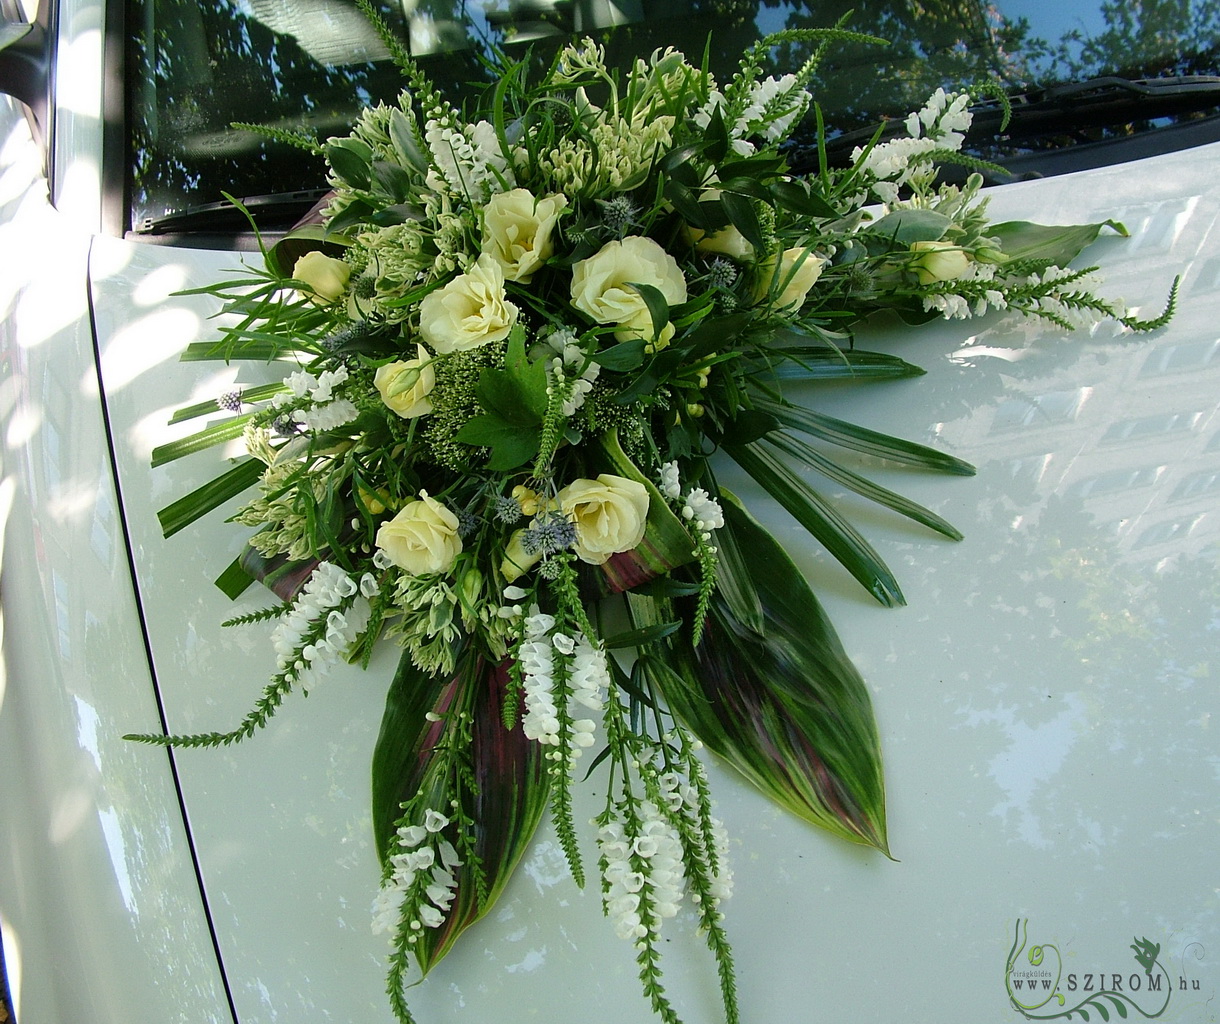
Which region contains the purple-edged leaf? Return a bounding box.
[630,493,889,853]
[238,543,319,603]
[371,652,551,974]
[596,430,696,593]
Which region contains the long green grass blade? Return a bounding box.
[766,349,927,382]
[754,398,976,475]
[169,382,288,424]
[151,415,252,467]
[726,441,904,607]
[630,495,888,853]
[765,432,964,540]
[156,458,265,537]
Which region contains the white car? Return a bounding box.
[1,1,1217,1022]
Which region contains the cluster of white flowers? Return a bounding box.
[424,114,512,201]
[854,89,973,203]
[693,75,810,157]
[273,366,359,433]
[658,772,734,905]
[682,488,725,538]
[519,609,603,753]
[547,332,600,416]
[659,461,681,502]
[371,809,463,939]
[269,562,376,683]
[599,803,687,941]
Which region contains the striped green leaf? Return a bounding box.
[372,653,551,975]
[630,495,889,853]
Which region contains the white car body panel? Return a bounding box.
[1,0,1217,1014]
[0,103,233,1022]
[90,145,1220,1022]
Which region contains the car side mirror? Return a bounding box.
[0,14,48,134]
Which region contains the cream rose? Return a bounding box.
[555,474,650,565]
[376,494,462,575]
[910,240,971,284]
[419,254,519,354]
[292,251,351,305]
[682,190,754,260]
[754,246,826,309]
[374,346,435,419]
[570,236,687,346]
[482,189,567,283]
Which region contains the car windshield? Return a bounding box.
[126,0,1220,233]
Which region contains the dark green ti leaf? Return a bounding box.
[630,494,889,853]
[372,653,551,974]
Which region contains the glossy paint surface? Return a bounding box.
[0,102,233,1022]
[86,139,1220,1023]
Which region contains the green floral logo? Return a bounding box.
[1006,920,1173,1019]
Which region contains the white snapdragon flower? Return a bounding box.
[293,397,359,432]
[371,811,463,940]
[682,488,724,533]
[659,461,681,501]
[270,562,366,685]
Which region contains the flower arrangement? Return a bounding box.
[131,10,1175,1024]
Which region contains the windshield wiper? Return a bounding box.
[134,189,331,237]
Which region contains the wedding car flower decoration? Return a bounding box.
[132,11,1176,1024]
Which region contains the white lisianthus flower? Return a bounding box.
[754,246,826,310]
[375,493,463,575]
[292,251,351,305]
[555,473,650,565]
[374,345,435,419]
[481,188,568,283]
[909,240,971,284]
[570,236,687,347]
[419,254,519,353]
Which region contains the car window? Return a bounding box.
[126,0,1220,234]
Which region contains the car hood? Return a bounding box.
[91,143,1220,1022]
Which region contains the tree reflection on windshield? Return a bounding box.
[127,0,1220,232]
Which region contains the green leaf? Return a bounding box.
[766,349,927,382]
[592,338,646,372]
[169,382,287,424]
[602,620,683,650]
[214,556,256,599]
[726,441,905,607]
[989,219,1126,266]
[371,159,415,203]
[372,653,551,974]
[719,189,767,250]
[325,138,373,190]
[455,414,539,470]
[475,325,548,424]
[151,414,252,467]
[627,281,673,344]
[867,209,953,246]
[630,495,889,853]
[388,107,428,171]
[156,458,265,538]
[769,178,839,219]
[754,399,976,476]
